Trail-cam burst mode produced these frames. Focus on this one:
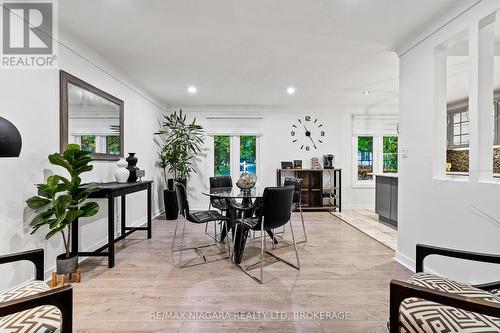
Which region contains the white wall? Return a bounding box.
[0,33,165,290]
[398,0,500,283]
[179,106,397,211]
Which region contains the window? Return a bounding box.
[211,135,260,183]
[357,136,373,180]
[214,135,230,176]
[240,135,256,175]
[81,135,96,153]
[106,136,120,155]
[447,107,469,148]
[383,136,398,173]
[353,135,398,186]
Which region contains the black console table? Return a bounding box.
[72,181,153,268]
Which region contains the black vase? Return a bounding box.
[126,153,139,182]
[163,189,179,220]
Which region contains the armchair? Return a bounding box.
[389,244,500,333]
[0,249,73,332]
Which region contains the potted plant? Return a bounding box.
[26,144,100,274]
[155,110,204,220]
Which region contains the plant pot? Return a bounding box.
[164,189,179,220]
[167,178,175,191]
[176,178,187,189]
[56,253,78,275]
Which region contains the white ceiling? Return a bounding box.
[59,0,476,109]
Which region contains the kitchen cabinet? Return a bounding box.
[375,174,398,228]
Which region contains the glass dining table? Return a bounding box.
[201,187,267,264]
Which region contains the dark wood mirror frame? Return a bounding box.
[60,70,124,161]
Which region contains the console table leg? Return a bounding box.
[108,196,115,268]
[121,195,126,237]
[147,183,152,239]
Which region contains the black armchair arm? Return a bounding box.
[0,249,44,281]
[416,243,500,291]
[389,279,500,333]
[0,286,73,332]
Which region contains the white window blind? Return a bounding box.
[351,114,399,136]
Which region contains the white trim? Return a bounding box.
[206,114,263,120]
[207,132,263,136]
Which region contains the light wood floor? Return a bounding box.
[73,212,411,333]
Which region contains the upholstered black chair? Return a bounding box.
[172,183,230,268]
[231,186,299,284]
[208,176,233,211]
[389,244,500,332]
[283,178,306,243]
[205,176,234,240]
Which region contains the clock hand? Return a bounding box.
[308,136,317,149]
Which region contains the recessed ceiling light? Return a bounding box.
[363,91,372,95]
[188,86,197,94]
[287,87,296,95]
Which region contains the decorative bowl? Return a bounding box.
[236,173,257,190]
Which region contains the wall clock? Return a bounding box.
[291,115,325,150]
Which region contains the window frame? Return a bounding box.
[208,134,261,187]
[352,135,397,188]
[447,104,470,150]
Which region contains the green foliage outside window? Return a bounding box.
[383,136,398,173]
[240,136,256,162]
[106,136,120,155]
[357,136,373,180]
[81,135,96,153]
[214,136,230,176]
[240,136,256,174]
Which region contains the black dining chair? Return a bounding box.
[172,183,230,268]
[283,178,307,243]
[231,186,300,284]
[205,176,234,240]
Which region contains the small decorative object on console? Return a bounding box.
[310,157,321,169]
[294,160,302,169]
[114,158,129,183]
[136,169,146,181]
[281,161,293,169]
[126,152,139,182]
[236,172,257,190]
[323,154,335,169]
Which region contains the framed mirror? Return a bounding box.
[60,71,124,160]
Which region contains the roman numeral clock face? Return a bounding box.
[291,115,325,151]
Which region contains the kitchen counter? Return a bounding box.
[374,175,398,228]
[370,173,399,178]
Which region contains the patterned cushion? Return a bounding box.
[0,280,61,333]
[399,273,500,333]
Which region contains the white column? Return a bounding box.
[477,15,496,181]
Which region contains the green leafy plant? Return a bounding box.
[154,110,204,187]
[26,144,100,258]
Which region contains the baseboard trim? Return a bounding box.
[393,251,416,273]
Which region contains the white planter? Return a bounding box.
[114,158,129,183]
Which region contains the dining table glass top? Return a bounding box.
[202,187,265,199]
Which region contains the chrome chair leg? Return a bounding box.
[296,204,307,244]
[204,201,211,235]
[173,218,229,268]
[289,217,301,269]
[260,220,264,284]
